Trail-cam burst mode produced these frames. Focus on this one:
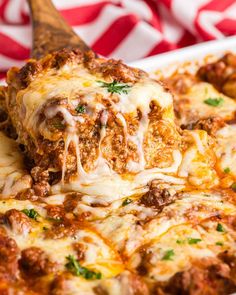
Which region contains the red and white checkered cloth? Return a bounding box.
[0,0,236,80]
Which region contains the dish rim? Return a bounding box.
[128,36,236,72]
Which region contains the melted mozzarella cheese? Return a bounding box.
[130,221,235,282]
[65,271,139,295]
[1,189,236,292]
[94,213,144,256]
[145,191,236,243]
[176,82,236,125]
[0,199,47,215]
[178,130,218,188]
[71,189,236,278]
[128,190,236,281]
[73,196,157,222]
[18,64,173,135]
[52,171,183,199]
[215,124,236,177]
[52,149,184,199]
[62,277,98,295]
[0,199,123,279]
[0,132,32,197]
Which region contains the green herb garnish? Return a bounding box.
[216,241,224,246]
[161,249,175,261]
[188,238,202,244]
[224,167,231,174]
[231,182,236,192]
[176,239,185,244]
[22,209,39,220]
[216,223,225,232]
[97,80,131,95]
[204,97,224,107]
[75,104,86,114]
[122,198,132,206]
[65,255,102,280]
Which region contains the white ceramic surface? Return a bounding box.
[129,36,236,72]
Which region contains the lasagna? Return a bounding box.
[0,49,236,294]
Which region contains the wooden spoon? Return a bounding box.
[27,0,92,59]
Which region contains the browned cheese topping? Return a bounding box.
[0,50,235,294]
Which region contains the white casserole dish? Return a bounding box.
[129,36,236,72]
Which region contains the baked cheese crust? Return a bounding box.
[0,50,236,295]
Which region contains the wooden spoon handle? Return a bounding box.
[27,0,92,59]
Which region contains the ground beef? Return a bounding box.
[44,218,78,239]
[16,188,38,201]
[32,181,50,197]
[0,226,7,236]
[164,73,196,95]
[197,53,236,98]
[63,193,82,212]
[15,61,42,89]
[222,73,236,98]
[140,187,177,212]
[156,258,236,295]
[31,166,50,183]
[218,250,236,278]
[0,213,5,224]
[93,286,109,295]
[0,234,19,282]
[119,272,149,295]
[46,205,65,220]
[20,247,58,277]
[50,275,68,295]
[73,242,86,262]
[182,116,225,136]
[5,209,32,235]
[30,166,51,197]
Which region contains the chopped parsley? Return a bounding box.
[21,209,39,220]
[176,238,202,245]
[231,182,236,192]
[176,239,185,244]
[216,223,225,232]
[161,249,175,261]
[122,198,132,206]
[65,255,102,280]
[188,238,202,245]
[203,97,224,107]
[97,80,131,95]
[224,167,231,174]
[216,241,224,246]
[75,104,86,114]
